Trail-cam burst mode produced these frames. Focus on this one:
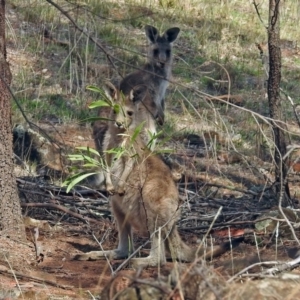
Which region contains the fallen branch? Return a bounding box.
[17,176,111,223]
[179,216,294,231]
[0,265,72,290]
[228,256,300,282]
[227,261,281,282]
[179,178,259,196]
[261,255,300,275]
[21,203,101,224]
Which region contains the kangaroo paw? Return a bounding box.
[73,249,129,261]
[106,184,115,195]
[130,256,166,268]
[117,184,125,196]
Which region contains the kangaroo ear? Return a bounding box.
[145,25,159,43]
[163,27,180,43]
[130,85,147,103]
[103,82,118,101]
[129,89,135,102]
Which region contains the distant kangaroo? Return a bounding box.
[120,25,180,125]
[92,25,180,154]
[75,84,242,268]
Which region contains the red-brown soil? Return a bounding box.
[1,219,299,299]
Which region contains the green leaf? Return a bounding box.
[105,146,125,160]
[68,155,86,161]
[83,163,100,167]
[86,85,104,93]
[130,121,145,144]
[113,104,120,114]
[155,134,172,146]
[89,100,111,109]
[146,130,161,148]
[68,157,84,161]
[82,156,101,166]
[154,148,174,154]
[63,172,98,193]
[76,147,101,156]
[105,146,124,154]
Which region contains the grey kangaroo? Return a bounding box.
[92,25,180,154]
[120,25,180,125]
[75,84,243,268]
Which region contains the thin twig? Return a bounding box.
[229,256,300,282]
[0,264,72,289]
[0,74,59,145]
[227,261,280,282]
[253,1,267,28]
[261,255,300,275]
[179,216,292,231]
[45,0,120,75]
[91,231,115,275]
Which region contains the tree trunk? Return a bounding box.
[0,0,26,240]
[267,0,290,200]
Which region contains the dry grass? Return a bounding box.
[7,0,300,157]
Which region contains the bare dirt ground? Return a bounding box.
[1,217,300,300]
[0,222,126,299]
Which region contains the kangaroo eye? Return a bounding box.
[127,111,133,116]
[153,49,159,57]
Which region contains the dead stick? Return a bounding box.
[179,216,292,231]
[0,266,72,289]
[21,203,101,224]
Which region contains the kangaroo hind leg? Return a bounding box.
[74,198,134,261]
[130,228,167,268]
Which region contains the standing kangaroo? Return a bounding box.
[120,25,180,125]
[92,25,180,154]
[102,82,157,195]
[75,85,242,268]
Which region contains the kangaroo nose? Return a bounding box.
[116,121,122,128]
[159,53,166,62]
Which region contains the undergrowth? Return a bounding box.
[6,0,300,164]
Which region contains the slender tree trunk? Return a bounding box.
[0,0,26,240]
[267,0,290,199]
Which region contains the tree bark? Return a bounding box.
[0,0,26,240]
[267,0,290,199]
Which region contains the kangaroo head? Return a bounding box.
[145,25,180,68]
[103,82,132,129]
[104,83,157,130]
[104,83,146,130]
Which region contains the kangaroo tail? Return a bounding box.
[199,236,244,260]
[168,228,244,262]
